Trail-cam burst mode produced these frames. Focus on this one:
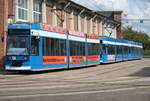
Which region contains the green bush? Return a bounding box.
[143,50,150,56]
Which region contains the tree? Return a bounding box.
[122,26,150,50]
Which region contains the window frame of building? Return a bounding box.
[16,0,29,22]
[33,0,42,23]
[16,0,44,23]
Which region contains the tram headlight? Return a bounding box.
[24,56,29,60]
[12,56,16,60]
[7,56,16,60]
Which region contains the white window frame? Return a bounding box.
[16,0,44,23]
[33,11,42,22]
[33,0,42,23]
[16,0,29,22]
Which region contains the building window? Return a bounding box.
[16,0,43,23]
[33,0,42,23]
[17,0,28,21]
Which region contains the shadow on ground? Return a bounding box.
[129,67,150,77]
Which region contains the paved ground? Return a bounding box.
[0,58,150,101]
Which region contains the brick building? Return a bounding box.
[98,11,123,38]
[0,0,122,68]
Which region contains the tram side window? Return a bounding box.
[43,38,66,56]
[123,46,126,54]
[125,46,128,54]
[131,47,133,54]
[70,41,85,56]
[135,47,137,54]
[82,43,85,56]
[79,42,85,56]
[119,46,123,54]
[134,47,136,54]
[108,45,115,55]
[88,43,92,55]
[117,46,122,54]
[88,43,99,56]
[132,47,134,54]
[54,39,59,56]
[137,48,139,55]
[70,41,77,56]
[88,43,91,55]
[70,41,76,56]
[116,46,119,54]
[45,38,51,56]
[134,47,137,55]
[123,46,129,54]
[70,41,73,56]
[31,37,39,56]
[108,45,111,55]
[60,40,66,56]
[76,42,79,56]
[93,44,96,55]
[80,43,83,56]
[127,47,129,54]
[94,44,99,55]
[122,46,125,54]
[128,47,131,54]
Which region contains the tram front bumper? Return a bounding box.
[5,66,31,71]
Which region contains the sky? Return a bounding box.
[72,0,150,36]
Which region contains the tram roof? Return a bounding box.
[8,23,100,39]
[100,36,143,46]
[8,23,41,30]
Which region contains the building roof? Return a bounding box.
[97,11,123,18]
[45,0,122,25]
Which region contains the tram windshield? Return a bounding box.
[7,36,30,55]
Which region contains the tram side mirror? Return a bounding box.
[100,40,103,44]
[32,31,40,41]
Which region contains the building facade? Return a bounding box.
[0,0,122,68]
[97,11,123,38]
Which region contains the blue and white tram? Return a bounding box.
[100,36,143,63]
[5,23,100,71]
[5,23,143,71]
[128,41,143,60]
[100,37,117,63]
[6,24,69,71]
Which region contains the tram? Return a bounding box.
[5,23,143,71]
[100,37,143,63]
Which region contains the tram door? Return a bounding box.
[116,45,123,61]
[30,36,42,68]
